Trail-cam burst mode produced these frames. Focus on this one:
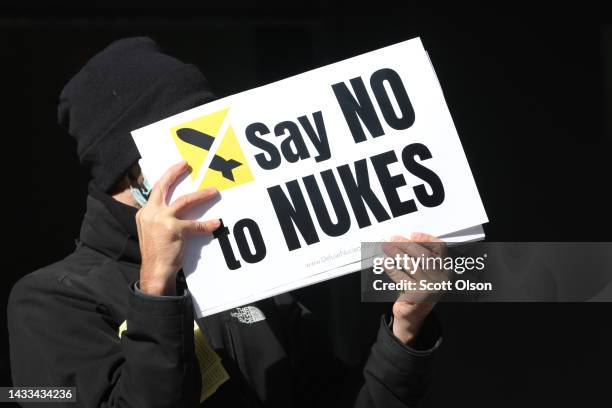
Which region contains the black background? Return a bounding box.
[1,1,611,406]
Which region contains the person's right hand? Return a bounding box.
[136,161,221,296]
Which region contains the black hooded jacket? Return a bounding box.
[8,187,442,407]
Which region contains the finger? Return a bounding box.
[380,242,443,302]
[385,263,416,284]
[381,242,427,280]
[169,187,219,216]
[381,242,420,273]
[385,239,441,282]
[408,233,451,281]
[410,232,442,242]
[409,232,446,255]
[149,161,190,205]
[180,219,221,235]
[400,235,448,280]
[388,238,432,259]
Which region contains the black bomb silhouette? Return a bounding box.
[176,128,243,181]
[171,108,254,192]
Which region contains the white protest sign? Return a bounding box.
[132,37,488,317]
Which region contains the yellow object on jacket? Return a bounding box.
[118,320,229,402]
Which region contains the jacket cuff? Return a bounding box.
[361,314,441,404]
[122,282,200,406]
[385,314,443,355]
[133,281,188,301]
[128,281,192,318]
[364,314,442,384]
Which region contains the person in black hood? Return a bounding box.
[8,37,444,408]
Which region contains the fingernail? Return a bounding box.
[211,219,221,229]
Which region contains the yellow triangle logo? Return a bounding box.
[170,108,254,191]
[171,108,229,181]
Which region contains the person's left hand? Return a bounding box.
[381,232,448,345]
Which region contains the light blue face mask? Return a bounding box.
[130,177,152,208]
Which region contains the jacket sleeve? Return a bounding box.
[7,273,201,408]
[353,315,442,408]
[281,294,441,408]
